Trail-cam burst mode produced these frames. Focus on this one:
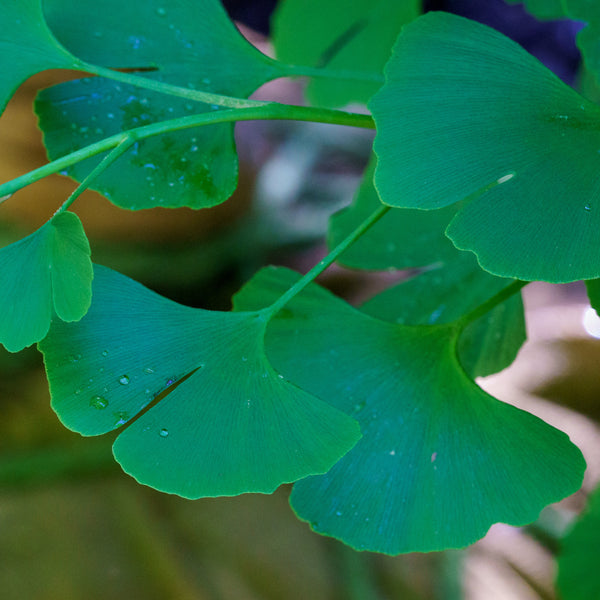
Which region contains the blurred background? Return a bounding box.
[0,1,599,598]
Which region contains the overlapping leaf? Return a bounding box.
[0,212,92,352]
[234,267,585,554]
[370,12,600,282]
[37,0,285,209]
[330,158,526,378]
[39,265,361,498]
[557,484,600,600]
[0,0,81,115]
[272,0,419,107]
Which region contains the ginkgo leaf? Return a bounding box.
[328,156,459,270]
[38,0,285,209]
[370,12,600,282]
[0,212,92,352]
[330,157,526,378]
[272,0,419,107]
[557,484,600,600]
[361,252,526,379]
[39,265,360,498]
[0,0,81,116]
[234,267,585,554]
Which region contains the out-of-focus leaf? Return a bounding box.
[557,484,600,600]
[272,0,420,107]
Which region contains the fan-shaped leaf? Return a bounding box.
[330,157,526,378]
[39,265,360,498]
[362,253,526,379]
[38,0,285,209]
[370,12,600,282]
[234,267,585,554]
[0,212,92,352]
[557,484,600,600]
[0,0,80,116]
[272,0,419,107]
[328,156,459,270]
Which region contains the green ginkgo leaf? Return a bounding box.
[0,0,81,116]
[0,212,92,352]
[361,252,526,379]
[272,0,419,107]
[39,265,361,498]
[38,0,285,209]
[328,156,459,270]
[330,157,525,378]
[370,12,600,282]
[557,484,600,600]
[234,267,585,554]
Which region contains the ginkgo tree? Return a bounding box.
[0,0,596,561]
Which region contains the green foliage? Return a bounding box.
[40,265,360,498]
[234,267,584,554]
[0,0,594,565]
[37,0,284,210]
[272,0,420,107]
[557,484,600,600]
[0,212,92,352]
[0,0,81,114]
[370,12,600,282]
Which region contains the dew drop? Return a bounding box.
[159,428,169,437]
[585,204,592,212]
[166,378,175,386]
[90,395,109,409]
[156,7,167,16]
[143,367,155,374]
[119,375,130,385]
[241,356,248,362]
[101,350,109,357]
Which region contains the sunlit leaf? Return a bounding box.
[0,0,80,115]
[272,0,419,107]
[39,265,360,498]
[234,267,585,554]
[0,212,92,352]
[38,0,285,209]
[370,12,600,282]
[557,484,600,600]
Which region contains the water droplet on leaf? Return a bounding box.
[90,396,109,410]
[159,428,169,437]
[119,375,130,385]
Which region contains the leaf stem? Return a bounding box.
[0,104,374,200]
[277,62,385,85]
[79,61,261,109]
[264,204,391,318]
[54,136,135,214]
[453,279,528,330]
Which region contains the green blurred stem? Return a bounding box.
[55,136,135,214]
[0,103,374,200]
[453,279,528,330]
[264,205,391,318]
[278,62,385,84]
